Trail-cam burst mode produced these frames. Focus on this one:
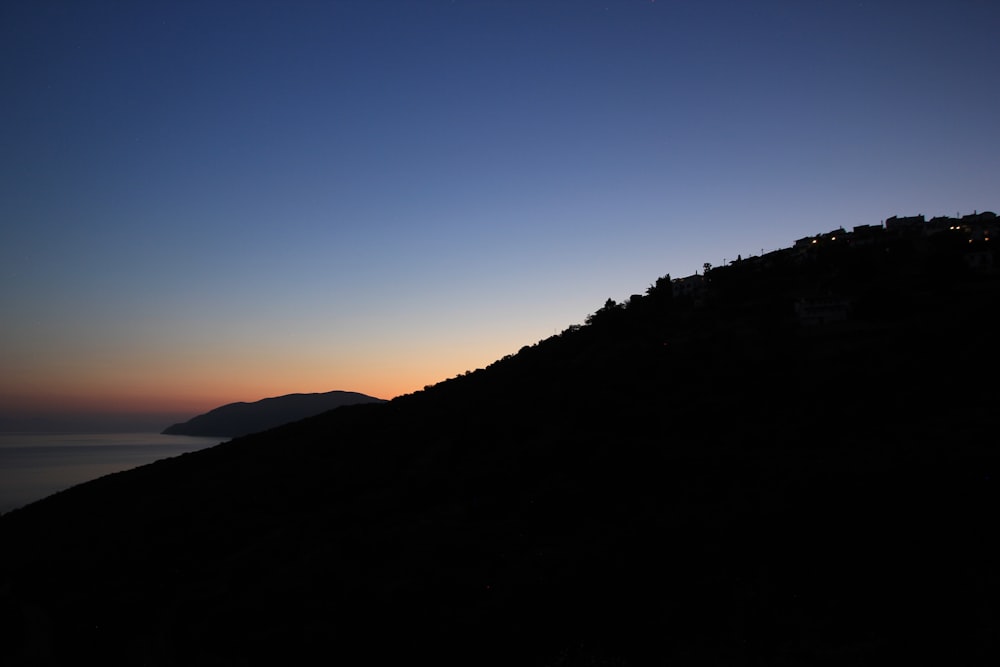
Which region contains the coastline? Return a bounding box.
[0,432,222,514]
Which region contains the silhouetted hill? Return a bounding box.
[161,390,386,437]
[1,216,998,666]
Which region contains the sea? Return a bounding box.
[0,432,224,514]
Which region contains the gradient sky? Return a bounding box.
[2,0,998,429]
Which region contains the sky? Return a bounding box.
[2,0,998,430]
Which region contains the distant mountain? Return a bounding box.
[162,390,386,437]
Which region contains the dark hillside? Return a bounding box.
[1,219,998,665]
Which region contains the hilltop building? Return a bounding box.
[672,273,705,299]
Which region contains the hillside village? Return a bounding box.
[646,211,998,329]
[672,210,998,297]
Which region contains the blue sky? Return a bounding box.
[2,0,998,427]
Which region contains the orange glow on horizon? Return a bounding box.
[3,377,418,419]
[1,304,541,424]
[0,347,507,422]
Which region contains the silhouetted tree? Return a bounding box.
[646,274,672,297]
[585,299,622,326]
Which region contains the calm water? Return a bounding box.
[0,432,223,514]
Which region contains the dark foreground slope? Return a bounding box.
[162,390,386,437]
[1,233,999,666]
